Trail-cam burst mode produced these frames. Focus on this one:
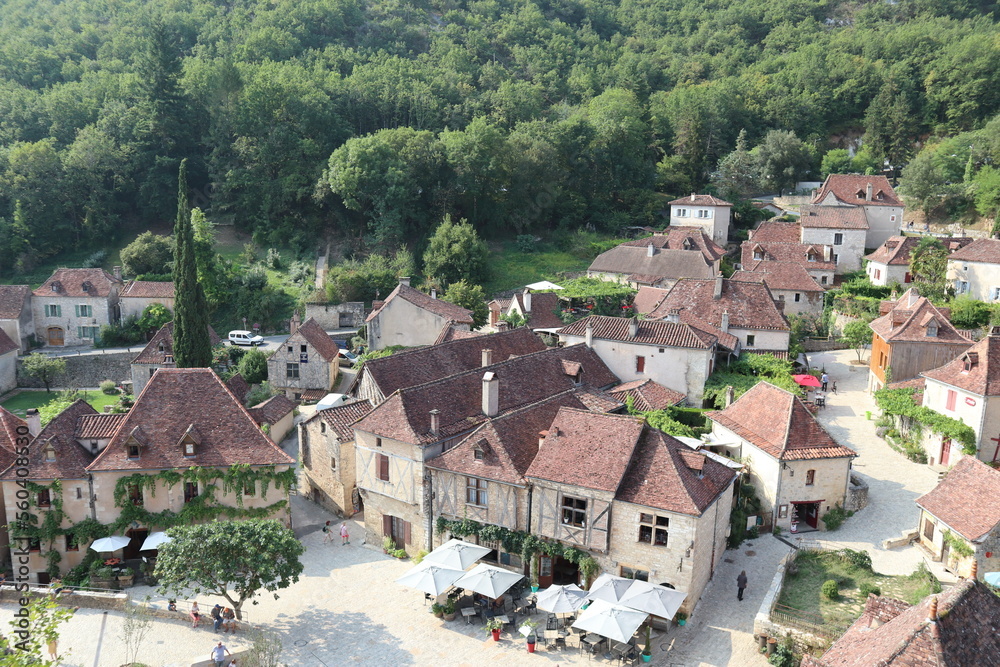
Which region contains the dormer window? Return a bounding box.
[474,448,484,460]
[44,445,55,462]
[856,190,866,199]
[158,343,165,352]
[963,353,978,372]
[51,284,57,292]
[183,442,196,457]
[128,444,140,459]
[82,283,90,292]
[926,322,938,337]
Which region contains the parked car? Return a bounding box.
[228,330,264,346]
[337,349,358,366]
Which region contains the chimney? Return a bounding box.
[866,182,873,201]
[928,596,938,623]
[629,318,639,338]
[113,265,122,281]
[538,430,548,448]
[164,353,174,364]
[399,276,411,287]
[714,275,723,299]
[585,320,594,348]
[481,348,493,367]
[290,311,301,335]
[666,308,680,324]
[496,320,509,332]
[482,372,499,417]
[690,193,696,202]
[724,385,735,407]
[430,287,437,299]
[429,409,440,436]
[522,289,531,313]
[969,558,978,580]
[721,310,730,333]
[647,243,655,257]
[26,409,40,437]
[775,299,785,314]
[824,246,832,262]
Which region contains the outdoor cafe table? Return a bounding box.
[581,634,605,652]
[461,607,478,624]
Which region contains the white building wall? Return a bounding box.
[729,327,789,353]
[368,298,465,350]
[120,296,174,322]
[922,377,1000,464]
[863,206,904,249]
[0,350,15,394]
[772,290,824,317]
[670,205,731,245]
[800,228,866,274]
[947,260,1000,302]
[867,261,910,287]
[31,295,117,346]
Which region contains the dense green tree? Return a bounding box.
[909,237,949,301]
[423,216,490,286]
[21,353,66,392]
[171,159,212,368]
[753,130,814,192]
[842,320,872,363]
[973,166,1000,219]
[442,280,489,329]
[237,348,270,385]
[120,232,173,277]
[713,130,760,199]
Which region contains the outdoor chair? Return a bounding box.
[564,633,582,651]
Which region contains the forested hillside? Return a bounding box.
[0,0,998,270]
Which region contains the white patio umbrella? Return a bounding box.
[571,599,649,644]
[89,535,131,553]
[453,563,523,599]
[587,573,635,603]
[536,584,588,614]
[985,572,1000,587]
[395,561,466,597]
[618,581,687,620]
[139,532,171,551]
[424,538,491,571]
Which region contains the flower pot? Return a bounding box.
[444,612,456,621]
[757,635,768,650]
[641,653,652,663]
[527,638,536,653]
[530,585,539,593]
[492,629,501,641]
[433,611,444,619]
[766,638,777,656]
[677,619,686,626]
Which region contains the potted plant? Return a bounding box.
[675,611,687,627]
[431,603,444,619]
[117,568,135,587]
[641,624,652,663]
[521,619,539,653]
[90,566,115,589]
[141,561,157,585]
[442,599,456,621]
[382,536,395,554]
[485,617,504,641]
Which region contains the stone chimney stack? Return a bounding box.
[482,372,499,417]
[522,289,531,313]
[429,409,440,436]
[290,311,301,335]
[866,182,873,201]
[585,320,594,348]
[666,308,680,324]
[481,348,493,367]
[629,318,639,338]
[690,193,697,202]
[399,276,411,287]
[721,310,730,333]
[26,409,40,437]
[647,243,655,257]
[714,275,724,299]
[496,320,509,332]
[113,266,122,281]
[538,430,548,448]
[430,287,437,299]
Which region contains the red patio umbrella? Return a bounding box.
[792,374,822,388]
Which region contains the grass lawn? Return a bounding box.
[1,390,122,418]
[777,550,940,630]
[482,241,591,295]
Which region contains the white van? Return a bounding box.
[228,330,264,346]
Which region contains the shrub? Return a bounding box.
[838,548,872,571]
[266,248,283,269]
[859,583,881,598]
[821,579,839,600]
[768,644,797,667]
[99,380,118,395]
[81,249,108,268]
[515,235,536,253]
[822,505,850,531]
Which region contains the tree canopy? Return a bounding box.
[422,216,489,286]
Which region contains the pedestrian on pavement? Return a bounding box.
[322,520,333,543]
[190,601,202,628]
[832,381,837,394]
[737,570,748,601]
[340,521,350,545]
[820,372,829,392]
[211,604,223,632]
[211,641,231,667]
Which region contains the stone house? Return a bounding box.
[556,315,732,404]
[267,317,340,402]
[130,322,222,396]
[248,394,297,444]
[366,280,474,350]
[914,456,1000,579]
[731,263,826,317]
[811,174,904,249]
[801,577,1000,666]
[667,194,732,245]
[486,290,564,332]
[741,239,836,288]
[868,288,972,392]
[352,327,545,405]
[0,329,17,395]
[798,205,868,274]
[921,330,1000,465]
[32,268,123,346]
[708,382,857,532]
[118,280,174,321]
[587,244,716,290]
[866,236,972,287]
[0,284,34,352]
[350,344,619,553]
[299,399,374,517]
[947,237,1000,301]
[619,227,726,271]
[651,276,790,356]
[0,407,28,569]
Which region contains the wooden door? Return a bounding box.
[940,439,951,467]
[124,529,147,560]
[537,555,553,588]
[47,327,64,346]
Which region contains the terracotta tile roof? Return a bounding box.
[293,318,340,361]
[0,285,30,319]
[249,394,297,425]
[306,399,374,442]
[353,345,620,445]
[511,291,565,329]
[633,287,671,316]
[0,328,17,356]
[869,289,972,344]
[798,205,869,229]
[75,413,127,439]
[434,325,481,344]
[574,387,624,412]
[607,379,685,411]
[812,174,903,207]
[708,382,856,461]
[557,315,717,350]
[617,429,736,515]
[0,407,27,471]
[947,237,1000,264]
[86,369,293,472]
[357,327,546,399]
[525,408,645,492]
[651,278,790,332]
[33,268,120,298]
[864,236,922,266]
[588,246,715,283]
[732,262,825,293]
[365,283,474,325]
[741,242,837,271]
[749,221,801,243]
[673,311,741,351]
[427,390,611,485]
[668,194,733,207]
[0,400,98,480]
[916,457,1000,541]
[922,333,1000,396]
[131,322,222,365]
[805,579,1000,666]
[619,227,725,262]
[120,280,174,299]
[299,388,327,402]
[225,373,250,403]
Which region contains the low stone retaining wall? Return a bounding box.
[16,349,135,388]
[0,585,127,611]
[845,474,869,513]
[803,338,849,352]
[753,551,838,654]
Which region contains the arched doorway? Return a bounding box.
[47,327,64,346]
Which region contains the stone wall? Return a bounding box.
[304,302,365,330]
[0,586,128,611]
[16,349,136,389]
[802,338,850,352]
[753,551,834,654]
[845,474,869,513]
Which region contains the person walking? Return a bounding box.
[190,601,202,628]
[820,372,829,392]
[322,520,333,544]
[211,641,231,667]
[211,604,223,633]
[340,521,350,546]
[737,570,748,601]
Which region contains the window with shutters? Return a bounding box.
[75,304,93,317]
[806,469,815,486]
[675,208,689,218]
[377,453,390,482]
[65,532,79,552]
[746,335,755,347]
[833,233,843,245]
[183,482,199,503]
[923,518,935,541]
[77,326,99,339]
[44,304,61,317]
[37,490,51,507]
[561,495,587,528]
[904,272,912,283]
[129,485,144,507]
[794,293,801,302]
[466,477,488,507]
[635,356,645,373]
[945,390,957,411]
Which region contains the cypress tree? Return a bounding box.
[172,159,213,367]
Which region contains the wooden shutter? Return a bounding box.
[403,520,412,545]
[382,514,392,537]
[378,453,390,481]
[946,390,957,411]
[635,356,645,373]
